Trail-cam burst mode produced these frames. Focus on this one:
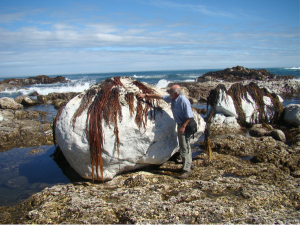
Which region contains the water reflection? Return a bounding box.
[0,145,84,207]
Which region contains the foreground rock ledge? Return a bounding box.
[1,147,299,224]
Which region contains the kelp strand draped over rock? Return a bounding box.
[133,80,159,130]
[72,88,97,128]
[125,92,135,118]
[86,77,123,182]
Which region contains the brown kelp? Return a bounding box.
[72,88,98,128]
[86,77,123,182]
[133,80,159,130]
[125,92,135,118]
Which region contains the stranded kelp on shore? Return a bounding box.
[207,82,284,126]
[54,77,161,182]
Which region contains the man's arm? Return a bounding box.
[137,93,162,100]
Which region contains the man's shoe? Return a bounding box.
[177,170,193,179]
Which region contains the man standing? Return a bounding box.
[137,85,194,179]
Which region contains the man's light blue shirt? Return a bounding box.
[162,94,194,124]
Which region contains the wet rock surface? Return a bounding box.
[0,109,53,151]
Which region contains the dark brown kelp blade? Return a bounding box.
[86,77,123,183]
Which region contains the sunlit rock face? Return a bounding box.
[55,77,206,181]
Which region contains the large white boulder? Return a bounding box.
[284,104,300,126]
[55,77,206,181]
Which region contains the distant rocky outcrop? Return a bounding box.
[55,77,206,181]
[197,66,297,82]
[0,75,69,86]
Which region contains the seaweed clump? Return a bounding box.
[133,80,159,131]
[86,77,123,182]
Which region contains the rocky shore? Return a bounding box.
[0,68,300,223]
[0,75,69,92]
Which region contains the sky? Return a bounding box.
[0,0,299,77]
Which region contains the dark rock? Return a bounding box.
[196,66,297,82]
[0,75,69,86]
[29,91,39,96]
[37,92,80,106]
[270,129,286,142]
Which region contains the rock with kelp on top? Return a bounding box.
[206,82,284,126]
[54,77,206,182]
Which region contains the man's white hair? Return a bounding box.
[173,88,183,95]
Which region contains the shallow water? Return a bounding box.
[0,145,85,206]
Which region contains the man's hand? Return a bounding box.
[179,125,186,134]
[137,93,146,100]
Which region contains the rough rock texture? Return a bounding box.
[0,109,52,151]
[56,77,206,181]
[284,104,300,127]
[37,92,80,109]
[0,97,23,110]
[1,147,299,224]
[249,124,286,142]
[14,95,40,106]
[209,113,241,135]
[0,75,69,86]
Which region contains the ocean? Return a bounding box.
[1,67,300,99]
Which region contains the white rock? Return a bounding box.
[55,77,206,181]
[241,93,257,123]
[215,89,237,117]
[211,113,226,125]
[0,114,3,121]
[284,104,300,126]
[277,95,284,103]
